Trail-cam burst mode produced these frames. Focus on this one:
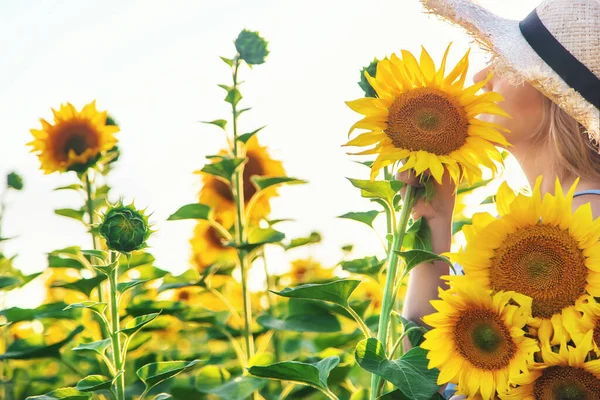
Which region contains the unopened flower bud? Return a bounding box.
[100,202,152,253]
[235,30,269,65]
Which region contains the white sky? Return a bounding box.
[0,0,537,306]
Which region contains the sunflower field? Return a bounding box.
[2,5,600,400]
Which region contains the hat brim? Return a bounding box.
[420,0,599,145]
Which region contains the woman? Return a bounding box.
[401,0,600,396]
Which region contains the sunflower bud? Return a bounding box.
[235,30,269,65]
[7,172,23,191]
[358,58,380,98]
[100,202,151,253]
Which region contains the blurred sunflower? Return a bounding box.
[345,44,509,183]
[504,331,600,399]
[351,278,383,312]
[197,136,285,226]
[281,259,333,286]
[44,268,88,304]
[421,279,538,400]
[28,101,118,173]
[190,220,237,273]
[563,295,600,356]
[449,178,600,345]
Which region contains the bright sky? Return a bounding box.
[0,0,537,307]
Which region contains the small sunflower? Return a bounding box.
[564,295,600,356]
[345,44,509,183]
[29,101,118,173]
[281,258,333,285]
[421,278,538,400]
[504,331,600,399]
[351,278,383,312]
[190,220,237,273]
[197,135,285,226]
[449,178,600,345]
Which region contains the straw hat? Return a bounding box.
[419,0,600,149]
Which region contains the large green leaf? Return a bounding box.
[340,256,383,279]
[0,326,84,360]
[198,376,267,400]
[200,157,246,183]
[71,338,111,357]
[123,252,155,268]
[25,387,92,400]
[251,176,306,192]
[120,313,160,336]
[248,356,340,390]
[1,302,78,323]
[402,218,432,252]
[257,313,340,333]
[75,375,113,392]
[117,279,149,294]
[136,360,202,392]
[338,210,380,228]
[273,279,361,307]
[51,276,106,297]
[167,204,212,221]
[0,276,21,290]
[395,249,455,276]
[347,178,403,206]
[354,339,439,400]
[48,248,85,270]
[398,316,428,347]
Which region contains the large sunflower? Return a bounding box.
[29,101,118,173]
[197,135,285,226]
[503,331,600,399]
[421,279,538,400]
[345,44,509,183]
[563,295,600,356]
[449,178,600,345]
[190,220,237,273]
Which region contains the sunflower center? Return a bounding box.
[385,87,469,155]
[211,150,266,202]
[454,309,516,370]
[594,321,600,348]
[534,366,600,399]
[490,224,587,319]
[53,122,99,161]
[207,226,226,249]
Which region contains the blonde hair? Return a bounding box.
[533,97,600,181]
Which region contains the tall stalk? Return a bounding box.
[370,184,416,400]
[108,251,125,400]
[84,172,104,303]
[230,57,255,360]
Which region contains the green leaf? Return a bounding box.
[75,375,113,392]
[395,249,455,276]
[80,250,107,260]
[71,338,111,356]
[54,184,83,192]
[457,178,493,195]
[117,279,149,294]
[125,300,186,317]
[220,56,234,66]
[452,219,472,235]
[63,301,107,316]
[347,178,403,206]
[237,126,265,144]
[92,260,118,276]
[248,356,340,390]
[48,248,85,270]
[0,276,21,290]
[283,231,321,250]
[233,227,285,251]
[179,308,229,326]
[402,218,432,252]
[51,275,106,297]
[167,204,212,221]
[153,395,172,400]
[399,316,427,347]
[340,256,384,279]
[194,365,231,392]
[25,387,92,400]
[201,119,227,130]
[482,195,495,205]
[354,339,439,400]
[201,157,246,183]
[0,302,78,323]
[256,312,341,333]
[1,325,84,360]
[198,376,267,400]
[338,210,380,228]
[120,313,160,336]
[224,88,242,107]
[251,176,306,192]
[124,252,155,268]
[54,208,85,222]
[273,279,361,307]
[136,360,202,392]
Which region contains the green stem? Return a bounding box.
[230,57,255,361]
[84,173,104,304]
[108,251,125,400]
[344,305,371,338]
[370,184,416,400]
[321,387,340,400]
[261,251,281,362]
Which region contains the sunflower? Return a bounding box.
[28,101,118,173]
[421,278,538,400]
[449,178,600,345]
[503,331,600,399]
[345,44,509,183]
[281,258,333,286]
[351,278,383,312]
[197,135,285,226]
[190,220,237,273]
[563,295,600,356]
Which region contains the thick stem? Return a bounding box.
[84,173,104,304]
[108,252,125,400]
[370,185,416,400]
